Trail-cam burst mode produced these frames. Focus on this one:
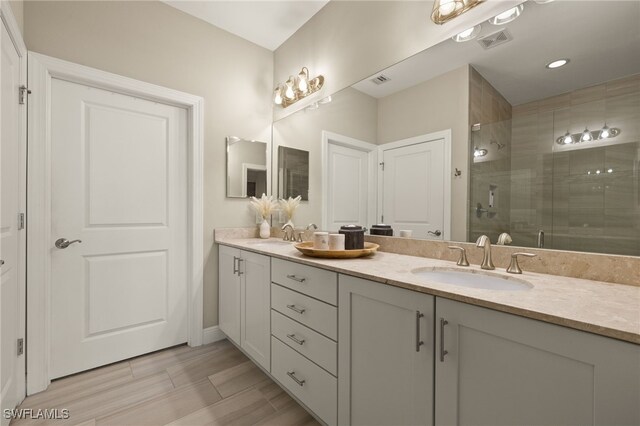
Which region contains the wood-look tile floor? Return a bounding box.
[13,340,320,426]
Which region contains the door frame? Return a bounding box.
[0,0,28,408]
[321,131,378,230]
[377,129,452,240]
[26,52,204,395]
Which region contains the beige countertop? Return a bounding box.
[215,236,640,345]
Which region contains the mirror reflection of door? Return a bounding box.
[379,134,450,240]
[226,136,268,198]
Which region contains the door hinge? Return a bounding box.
[19,85,31,105]
[17,338,24,356]
[18,213,25,230]
[379,161,385,171]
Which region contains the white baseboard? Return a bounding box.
[203,326,226,344]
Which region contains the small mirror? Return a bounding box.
[278,146,309,201]
[226,136,268,198]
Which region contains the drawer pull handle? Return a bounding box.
[286,304,306,314]
[286,333,305,345]
[416,311,425,352]
[287,371,306,387]
[286,274,306,283]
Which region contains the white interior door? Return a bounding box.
[324,133,377,231]
[381,138,447,239]
[1,19,26,421]
[49,78,188,379]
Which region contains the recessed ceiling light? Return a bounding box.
[488,4,524,25]
[452,24,481,42]
[546,58,569,69]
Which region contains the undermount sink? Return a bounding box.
[410,267,533,291]
[247,239,292,247]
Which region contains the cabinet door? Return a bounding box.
[436,297,640,426]
[218,245,241,344]
[338,275,434,426]
[240,250,271,371]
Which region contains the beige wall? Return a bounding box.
[8,0,23,34]
[377,66,470,241]
[273,0,521,121]
[272,87,378,228]
[24,1,274,328]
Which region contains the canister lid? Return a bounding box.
[340,224,363,230]
[371,224,392,229]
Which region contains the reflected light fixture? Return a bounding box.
[473,147,488,158]
[555,125,620,145]
[546,58,569,69]
[431,0,484,25]
[488,4,524,25]
[453,24,482,42]
[273,67,324,108]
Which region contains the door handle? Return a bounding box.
[233,257,239,275]
[55,238,82,249]
[416,311,425,352]
[428,230,442,237]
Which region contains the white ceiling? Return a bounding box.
[163,0,329,51]
[352,1,640,106]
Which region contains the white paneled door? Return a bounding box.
[1,18,26,422]
[380,137,447,239]
[49,78,188,379]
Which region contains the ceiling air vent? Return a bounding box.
[370,74,391,85]
[477,29,512,50]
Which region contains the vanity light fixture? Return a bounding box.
[556,126,620,145]
[488,4,524,25]
[273,67,324,108]
[473,147,488,158]
[431,0,485,25]
[546,58,569,69]
[453,24,482,42]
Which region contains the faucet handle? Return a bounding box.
[296,230,304,243]
[448,246,470,267]
[507,252,536,274]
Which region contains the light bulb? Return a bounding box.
[297,68,309,93]
[285,78,295,100]
[546,59,569,69]
[600,125,610,139]
[437,0,461,17]
[563,131,573,144]
[273,87,283,105]
[581,128,592,142]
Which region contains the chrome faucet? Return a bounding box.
[476,235,495,270]
[306,223,318,231]
[282,224,294,241]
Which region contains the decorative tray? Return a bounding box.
[294,242,379,259]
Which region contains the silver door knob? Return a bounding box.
[55,238,82,249]
[428,230,442,237]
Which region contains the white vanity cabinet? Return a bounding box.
[218,245,271,371]
[435,297,640,426]
[338,275,434,426]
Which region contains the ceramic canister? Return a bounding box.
[313,232,329,250]
[339,225,365,250]
[329,233,345,251]
[370,224,393,236]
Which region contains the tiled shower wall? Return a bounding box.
[510,74,640,255]
[468,67,513,243]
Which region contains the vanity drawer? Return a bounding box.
[272,258,337,305]
[272,337,337,425]
[271,309,337,376]
[271,284,337,340]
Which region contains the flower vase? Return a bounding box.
[259,219,270,239]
